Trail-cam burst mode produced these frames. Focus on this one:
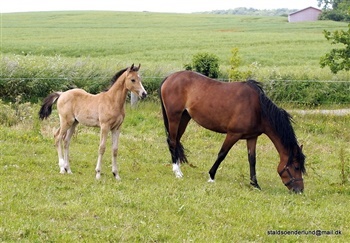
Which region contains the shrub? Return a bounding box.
[184,52,220,78]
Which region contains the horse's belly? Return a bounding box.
[188,109,228,133]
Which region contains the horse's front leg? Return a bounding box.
[111,128,121,180]
[247,138,261,190]
[95,127,109,180]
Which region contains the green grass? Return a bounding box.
[1,101,349,242]
[1,11,350,241]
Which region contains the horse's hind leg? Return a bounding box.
[168,111,191,178]
[208,133,241,182]
[247,138,261,190]
[111,128,121,180]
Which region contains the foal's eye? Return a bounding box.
[131,79,136,83]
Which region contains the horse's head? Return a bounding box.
[125,63,147,99]
[278,145,306,193]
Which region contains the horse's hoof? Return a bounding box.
[250,181,261,190]
[96,173,101,180]
[208,178,215,183]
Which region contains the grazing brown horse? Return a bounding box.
[39,64,147,180]
[160,71,306,193]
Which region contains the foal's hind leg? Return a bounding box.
[247,138,261,190]
[55,121,75,174]
[54,127,66,174]
[62,121,78,174]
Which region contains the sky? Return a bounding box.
[1,0,320,14]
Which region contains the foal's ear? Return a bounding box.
[300,144,303,151]
[130,63,134,70]
[137,63,141,70]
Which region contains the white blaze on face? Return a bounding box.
[137,74,147,97]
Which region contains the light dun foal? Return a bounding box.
[39,64,146,180]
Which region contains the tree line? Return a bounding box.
[318,0,350,21]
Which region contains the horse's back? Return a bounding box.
[161,71,262,134]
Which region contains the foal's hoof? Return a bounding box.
[208,178,215,183]
[113,172,121,180]
[96,173,101,180]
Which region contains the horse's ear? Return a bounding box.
[137,63,141,70]
[300,144,303,152]
[130,63,134,70]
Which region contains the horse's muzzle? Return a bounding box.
[291,187,303,194]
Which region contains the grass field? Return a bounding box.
[0,101,349,242]
[1,11,350,242]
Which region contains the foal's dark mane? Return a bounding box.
[105,65,139,91]
[246,80,306,173]
[104,67,128,91]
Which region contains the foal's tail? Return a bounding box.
[159,77,188,164]
[38,92,61,120]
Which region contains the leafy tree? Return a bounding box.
[318,0,350,21]
[320,23,350,73]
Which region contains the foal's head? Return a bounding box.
[278,145,306,193]
[125,63,147,99]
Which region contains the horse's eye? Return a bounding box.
[131,79,136,83]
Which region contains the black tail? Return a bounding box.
[159,77,188,164]
[39,92,61,120]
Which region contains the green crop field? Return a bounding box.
[1,11,349,79]
[1,11,350,242]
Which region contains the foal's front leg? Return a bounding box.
[95,127,109,180]
[111,128,121,180]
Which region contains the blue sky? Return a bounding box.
[2,0,319,14]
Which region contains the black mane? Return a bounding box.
[247,80,306,173]
[105,67,128,91]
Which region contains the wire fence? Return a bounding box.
[1,77,349,105]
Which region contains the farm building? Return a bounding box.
[288,7,322,22]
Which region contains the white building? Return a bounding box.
[288,7,322,23]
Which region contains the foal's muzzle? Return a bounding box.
[140,91,147,99]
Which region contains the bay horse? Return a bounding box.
[39,64,147,180]
[160,71,306,193]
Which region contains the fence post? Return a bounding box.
[131,92,138,107]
